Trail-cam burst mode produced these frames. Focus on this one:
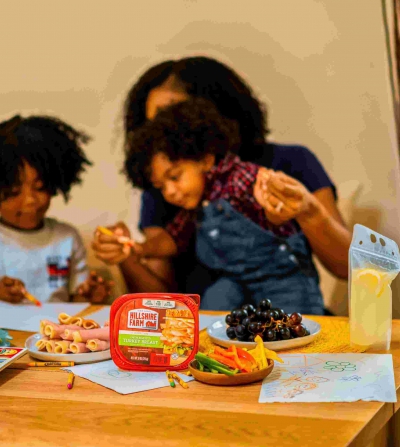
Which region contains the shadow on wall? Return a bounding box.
[151,20,338,168]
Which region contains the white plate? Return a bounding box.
[25,334,111,364]
[207,317,321,351]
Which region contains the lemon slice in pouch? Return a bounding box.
[354,268,391,298]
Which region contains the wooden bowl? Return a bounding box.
[188,359,274,386]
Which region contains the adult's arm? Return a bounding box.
[298,187,350,278]
[119,227,177,293]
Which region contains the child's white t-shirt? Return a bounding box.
[0,218,88,303]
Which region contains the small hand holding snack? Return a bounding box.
[0,276,27,304]
[92,222,138,265]
[75,271,114,304]
[254,168,317,225]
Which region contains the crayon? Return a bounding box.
[97,226,114,236]
[170,372,189,389]
[27,362,75,367]
[97,226,135,247]
[24,292,42,307]
[67,372,75,390]
[166,370,175,388]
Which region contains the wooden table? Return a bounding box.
[1,308,400,447]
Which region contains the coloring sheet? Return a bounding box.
[0,302,89,332]
[259,354,396,403]
[63,359,194,394]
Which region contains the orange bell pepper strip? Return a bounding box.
[214,346,231,356]
[208,353,239,370]
[228,345,253,372]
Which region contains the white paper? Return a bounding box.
[199,314,223,331]
[259,354,397,403]
[0,303,89,332]
[63,359,194,394]
[84,306,111,327]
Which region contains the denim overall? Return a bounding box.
[196,199,324,315]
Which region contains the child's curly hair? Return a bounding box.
[124,98,240,189]
[0,115,92,202]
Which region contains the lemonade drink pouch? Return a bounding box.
[349,224,400,350]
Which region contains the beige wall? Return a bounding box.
[1,1,400,312]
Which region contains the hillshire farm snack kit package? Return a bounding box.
[110,293,199,371]
[349,224,400,350]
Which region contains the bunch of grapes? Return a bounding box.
[225,299,310,342]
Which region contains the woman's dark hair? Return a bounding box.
[124,56,269,162]
[124,98,240,190]
[0,115,92,202]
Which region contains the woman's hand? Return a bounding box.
[255,167,351,278]
[91,222,135,265]
[0,276,26,303]
[74,271,114,304]
[254,168,318,225]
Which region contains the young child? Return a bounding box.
[123,98,325,314]
[0,114,112,304]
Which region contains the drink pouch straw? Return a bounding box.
[349,224,400,350]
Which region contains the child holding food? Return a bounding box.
[0,114,113,304]
[122,98,325,314]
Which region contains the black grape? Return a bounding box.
[236,309,248,323]
[248,322,259,334]
[259,299,271,311]
[226,327,237,339]
[289,312,302,326]
[225,314,237,326]
[255,309,265,321]
[235,324,248,338]
[292,324,307,337]
[242,304,256,316]
[242,317,252,330]
[279,327,291,340]
[231,309,240,321]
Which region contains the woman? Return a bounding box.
[92,56,351,312]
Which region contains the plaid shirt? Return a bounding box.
[166,154,298,253]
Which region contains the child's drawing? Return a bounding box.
[259,354,396,403]
[90,365,132,380]
[323,361,357,372]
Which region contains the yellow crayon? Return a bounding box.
[97,226,114,236]
[24,292,42,307]
[170,372,189,389]
[67,372,75,390]
[28,362,75,367]
[166,370,175,388]
[97,226,135,247]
